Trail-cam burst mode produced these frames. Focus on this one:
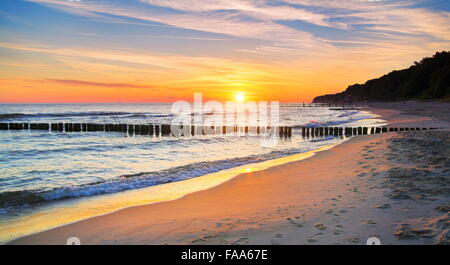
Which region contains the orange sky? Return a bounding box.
[1,0,449,103]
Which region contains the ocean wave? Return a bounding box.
[0,113,29,119]
[0,148,304,208]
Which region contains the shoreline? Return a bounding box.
[9,101,450,245]
[1,140,344,244]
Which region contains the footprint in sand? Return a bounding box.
[315,223,327,230]
[287,217,304,227]
[231,237,249,245]
[274,233,283,238]
[346,236,360,244]
[307,236,318,243]
[374,203,391,209]
[192,235,217,244]
[333,230,344,235]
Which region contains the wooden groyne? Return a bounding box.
[300,126,438,137]
[282,103,363,109]
[0,122,293,138]
[0,122,439,138]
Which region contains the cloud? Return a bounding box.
[45,79,155,89]
[24,0,450,51]
[6,0,450,102]
[23,0,328,49]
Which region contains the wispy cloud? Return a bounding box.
[3,0,449,102]
[45,79,155,89]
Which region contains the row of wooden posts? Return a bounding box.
[300,126,438,137]
[0,122,293,138]
[283,103,360,108]
[0,122,438,138]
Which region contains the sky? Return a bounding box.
[0,0,449,103]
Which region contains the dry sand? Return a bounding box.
[10,101,450,245]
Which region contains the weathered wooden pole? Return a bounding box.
[140,125,150,135]
[128,124,134,136]
[363,127,368,135]
[73,123,81,132]
[149,124,154,136]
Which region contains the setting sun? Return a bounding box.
[234,93,245,102]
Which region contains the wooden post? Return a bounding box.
[120,124,127,133]
[149,124,154,136]
[128,124,134,136]
[344,127,349,135]
[141,125,150,135]
[73,123,81,132]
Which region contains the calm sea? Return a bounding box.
[0,103,385,242]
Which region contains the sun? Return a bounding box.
[234,92,245,102]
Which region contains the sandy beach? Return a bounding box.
[10,102,450,245]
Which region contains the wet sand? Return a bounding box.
[10,101,450,245]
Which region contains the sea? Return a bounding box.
[0,103,385,243]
